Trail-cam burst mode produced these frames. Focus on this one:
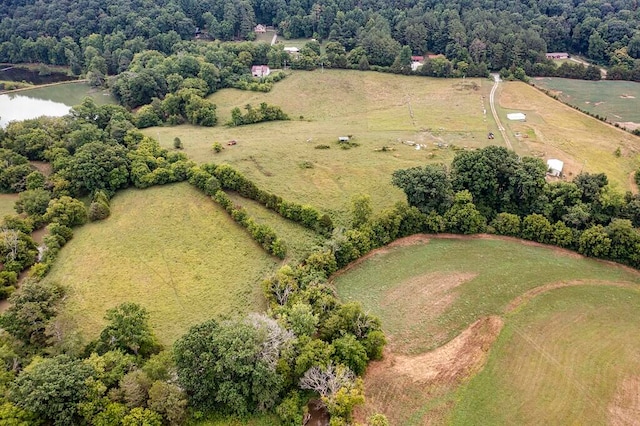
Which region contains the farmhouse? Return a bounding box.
[411,55,424,71]
[507,112,526,121]
[251,65,270,77]
[546,52,569,59]
[546,159,564,176]
[254,24,266,33]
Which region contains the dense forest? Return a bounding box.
[1,0,640,80]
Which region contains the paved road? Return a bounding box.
[489,73,512,150]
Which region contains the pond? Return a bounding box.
[0,82,115,127]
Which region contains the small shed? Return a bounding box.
[507,112,526,121]
[411,56,424,71]
[254,24,267,33]
[338,136,350,142]
[547,159,564,176]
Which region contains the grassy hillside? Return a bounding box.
[333,236,640,424]
[226,192,324,262]
[47,183,279,345]
[498,81,640,190]
[451,285,640,425]
[334,237,640,354]
[531,77,640,124]
[147,71,638,225]
[145,70,495,223]
[0,194,17,222]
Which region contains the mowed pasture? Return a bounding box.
[531,77,640,126]
[452,285,640,425]
[0,194,17,222]
[497,81,640,190]
[46,183,279,345]
[146,71,494,222]
[333,236,640,424]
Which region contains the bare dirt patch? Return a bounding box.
[355,316,503,424]
[382,272,477,350]
[619,94,636,99]
[392,316,504,385]
[608,376,640,425]
[629,171,639,195]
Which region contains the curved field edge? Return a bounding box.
[332,236,640,425]
[332,235,640,355]
[450,285,640,425]
[44,183,279,346]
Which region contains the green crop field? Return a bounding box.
[146,70,495,223]
[0,194,17,222]
[20,81,115,106]
[451,285,640,425]
[333,236,640,424]
[531,77,640,124]
[498,81,640,191]
[46,183,279,346]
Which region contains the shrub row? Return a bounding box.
[213,190,286,259]
[204,164,333,236]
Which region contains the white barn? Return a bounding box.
[547,159,564,176]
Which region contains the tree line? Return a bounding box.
[2,0,640,83]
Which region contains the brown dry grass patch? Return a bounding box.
[609,376,640,426]
[357,316,503,425]
[382,271,477,352]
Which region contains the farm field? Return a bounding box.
[531,77,640,126]
[0,194,17,221]
[226,192,324,262]
[147,70,495,223]
[333,236,640,424]
[451,285,640,425]
[46,183,279,346]
[497,81,640,190]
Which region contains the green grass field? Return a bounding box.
[334,237,640,354]
[226,192,324,262]
[20,81,115,106]
[0,194,17,221]
[498,81,640,190]
[47,183,279,345]
[145,71,494,223]
[451,285,640,425]
[531,77,640,124]
[333,237,640,424]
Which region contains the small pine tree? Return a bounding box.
[173,137,183,149]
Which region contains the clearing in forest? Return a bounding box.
[46,183,279,346]
[333,236,640,425]
[147,70,494,223]
[0,194,17,222]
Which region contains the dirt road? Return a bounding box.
[489,73,512,150]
